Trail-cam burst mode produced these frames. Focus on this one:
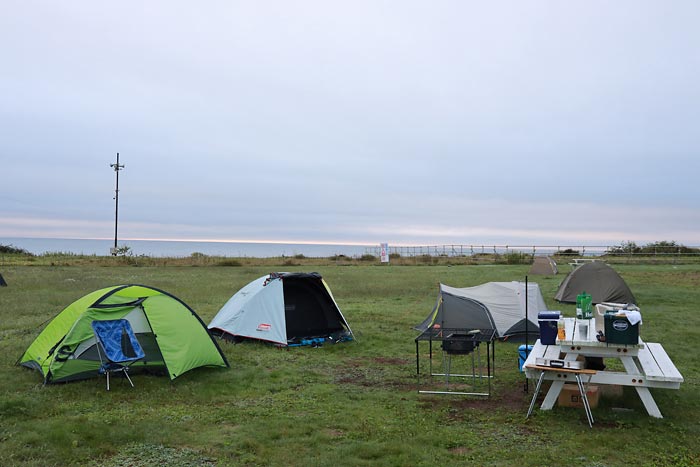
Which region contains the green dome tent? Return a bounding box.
[554,262,636,304]
[18,284,229,384]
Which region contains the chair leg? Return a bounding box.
[103,368,136,390]
[122,368,135,388]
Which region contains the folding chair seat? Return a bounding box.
[91,319,145,390]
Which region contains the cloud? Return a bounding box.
[1,1,699,248]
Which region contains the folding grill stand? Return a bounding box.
[415,328,496,396]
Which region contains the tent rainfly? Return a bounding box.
[208,272,354,346]
[554,262,636,304]
[18,284,229,384]
[415,281,549,339]
[529,256,558,275]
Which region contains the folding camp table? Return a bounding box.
[415,328,497,396]
[526,365,597,428]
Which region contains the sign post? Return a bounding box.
[380,243,389,263]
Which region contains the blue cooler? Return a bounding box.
[538,311,561,345]
[518,344,533,372]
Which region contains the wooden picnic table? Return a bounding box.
[523,318,684,418]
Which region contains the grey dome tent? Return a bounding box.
[414,281,549,339]
[208,272,354,346]
[554,262,636,304]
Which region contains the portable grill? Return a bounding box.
[441,335,479,354]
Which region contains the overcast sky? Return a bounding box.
[1,1,698,247]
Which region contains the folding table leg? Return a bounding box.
[527,371,546,419]
[575,374,594,428]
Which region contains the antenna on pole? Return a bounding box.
[110,153,125,255]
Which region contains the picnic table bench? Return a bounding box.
[523,318,684,418]
[568,258,599,267]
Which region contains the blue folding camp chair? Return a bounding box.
[91,319,145,390]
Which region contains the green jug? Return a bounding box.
[577,292,593,319]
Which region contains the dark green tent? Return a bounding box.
[554,262,636,304]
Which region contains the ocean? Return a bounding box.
[1,237,616,259]
[0,237,375,258]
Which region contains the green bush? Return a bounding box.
[503,252,529,264]
[608,240,700,255]
[416,254,436,265]
[555,248,579,256]
[0,244,32,255]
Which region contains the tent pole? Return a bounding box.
[524,275,529,393]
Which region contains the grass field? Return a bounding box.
[1,261,698,466]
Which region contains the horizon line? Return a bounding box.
[1,235,677,249]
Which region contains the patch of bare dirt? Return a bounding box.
[448,446,472,455]
[417,383,532,416]
[373,356,410,365]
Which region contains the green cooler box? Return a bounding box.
[604,312,639,345]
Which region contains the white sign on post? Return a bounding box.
[380,243,389,263]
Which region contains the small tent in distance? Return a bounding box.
[18,284,229,384]
[554,262,636,304]
[415,281,549,340]
[209,272,354,347]
[529,256,558,275]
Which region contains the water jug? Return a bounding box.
[576,292,593,319]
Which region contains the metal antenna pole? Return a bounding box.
[110,153,125,255]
